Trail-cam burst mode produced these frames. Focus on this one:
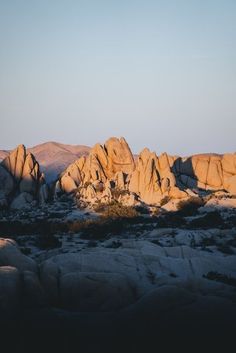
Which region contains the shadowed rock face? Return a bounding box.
[0,145,48,209]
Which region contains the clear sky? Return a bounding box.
[0,0,235,155]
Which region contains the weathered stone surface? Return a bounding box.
[2,144,26,182]
[104,137,135,178]
[175,153,236,193]
[60,271,135,311]
[0,238,37,272]
[223,175,236,195]
[56,138,236,206]
[22,270,46,307]
[0,266,21,316]
[0,144,48,207]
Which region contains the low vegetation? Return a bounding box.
[187,211,226,229]
[176,196,204,216]
[94,201,139,219]
[203,271,236,287]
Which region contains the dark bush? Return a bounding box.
[203,271,236,287]
[187,211,226,229]
[94,201,139,219]
[157,213,186,228]
[35,234,62,250]
[87,240,97,247]
[176,196,204,217]
[217,244,234,255]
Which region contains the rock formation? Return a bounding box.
[174,153,236,194]
[56,137,236,206]
[56,137,188,206]
[1,138,236,209]
[0,144,48,209]
[56,137,137,205]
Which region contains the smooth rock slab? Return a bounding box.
[0,238,37,272]
[60,271,135,311]
[0,266,21,316]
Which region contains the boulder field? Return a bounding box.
[0,233,236,352]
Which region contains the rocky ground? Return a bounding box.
[1,195,236,352]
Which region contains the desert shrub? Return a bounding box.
[20,247,32,255]
[97,201,139,219]
[35,234,62,250]
[111,187,128,200]
[203,271,236,287]
[176,196,204,217]
[187,211,226,229]
[160,196,171,207]
[151,207,161,216]
[157,213,186,228]
[217,244,234,255]
[201,237,216,247]
[80,219,124,240]
[135,205,150,215]
[87,240,97,247]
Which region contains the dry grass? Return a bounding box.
[94,201,139,219]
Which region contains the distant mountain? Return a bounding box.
[0,150,9,161]
[0,142,91,182]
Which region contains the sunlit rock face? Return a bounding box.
[56,137,236,206]
[129,149,186,204]
[0,144,48,209]
[57,137,138,205]
[174,153,236,194]
[57,137,187,206]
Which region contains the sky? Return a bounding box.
[0,0,235,156]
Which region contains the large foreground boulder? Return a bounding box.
[0,266,21,316]
[0,238,37,272]
[40,251,138,310]
[60,272,135,311]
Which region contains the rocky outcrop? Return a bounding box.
[0,144,48,209]
[174,153,236,194]
[57,138,185,206]
[0,239,44,317]
[59,137,135,192]
[0,266,21,316]
[0,238,37,272]
[129,149,186,204]
[2,139,235,209]
[56,138,236,206]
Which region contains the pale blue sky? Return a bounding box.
[0,0,235,155]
